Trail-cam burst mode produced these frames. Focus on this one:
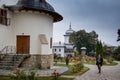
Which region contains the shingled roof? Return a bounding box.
[4,0,63,22]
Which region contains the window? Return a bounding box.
[50,37,52,48]
[0,8,10,26]
[59,49,61,52]
[55,49,56,52]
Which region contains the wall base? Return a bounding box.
[21,54,53,69]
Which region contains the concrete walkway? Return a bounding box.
[75,61,120,80]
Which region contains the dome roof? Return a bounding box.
[65,24,74,35]
[81,47,87,50]
[4,0,63,22]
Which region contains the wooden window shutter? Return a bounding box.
[0,9,1,24]
[0,8,10,26]
[50,37,52,48]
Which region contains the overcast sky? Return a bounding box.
[47,0,120,46]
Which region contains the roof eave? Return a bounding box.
[4,5,63,22]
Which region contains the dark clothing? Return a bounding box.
[96,57,103,66]
[96,57,103,73]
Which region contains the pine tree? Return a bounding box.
[96,41,103,57]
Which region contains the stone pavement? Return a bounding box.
[75,61,120,80]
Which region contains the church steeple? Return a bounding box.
[69,22,72,30]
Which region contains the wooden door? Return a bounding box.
[17,35,30,54]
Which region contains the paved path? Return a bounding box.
[75,61,120,80]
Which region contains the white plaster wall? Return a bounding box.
[64,36,69,44]
[59,48,65,57]
[0,0,14,50]
[0,25,14,50]
[41,45,49,54]
[12,11,53,54]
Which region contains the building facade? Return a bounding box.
[0,0,63,69]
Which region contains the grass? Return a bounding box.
[84,61,96,65]
[84,61,118,66]
[54,62,89,76]
[64,66,89,76]
[54,63,67,66]
[104,61,118,66]
[0,76,74,80]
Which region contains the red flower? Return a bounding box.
[16,74,19,77]
[15,68,19,71]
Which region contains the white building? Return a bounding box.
[0,0,63,69]
[52,24,75,57]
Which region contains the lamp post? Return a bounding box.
[81,47,87,62]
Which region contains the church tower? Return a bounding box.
[64,23,74,44]
[64,23,75,57]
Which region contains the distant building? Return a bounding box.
[52,24,75,57]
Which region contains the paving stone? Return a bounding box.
[75,61,120,80]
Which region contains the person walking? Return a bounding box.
[96,55,103,73]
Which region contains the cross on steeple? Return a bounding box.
[69,22,72,30]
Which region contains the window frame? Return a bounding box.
[0,8,10,26]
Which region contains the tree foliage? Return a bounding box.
[117,29,120,41]
[69,30,98,53]
[113,46,120,55]
[96,41,104,57]
[113,46,120,60]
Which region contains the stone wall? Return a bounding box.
[21,54,53,69]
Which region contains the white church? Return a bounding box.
[0,0,63,69]
[52,24,75,57]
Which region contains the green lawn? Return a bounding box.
[0,76,74,80]
[84,61,118,66]
[54,62,89,76]
[54,63,67,66]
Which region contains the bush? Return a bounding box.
[71,61,84,73]
[51,70,60,80]
[107,57,114,63]
[10,68,36,80]
[103,58,108,65]
[65,56,69,66]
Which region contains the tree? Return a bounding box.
[69,30,98,53]
[96,41,103,57]
[117,29,120,41]
[113,46,120,60]
[65,56,69,66]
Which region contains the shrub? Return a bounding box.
[107,57,114,63]
[10,68,36,80]
[103,58,108,65]
[71,65,77,73]
[71,61,84,73]
[51,70,60,80]
[65,56,69,66]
